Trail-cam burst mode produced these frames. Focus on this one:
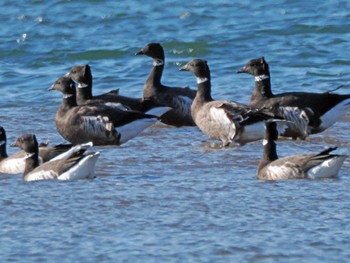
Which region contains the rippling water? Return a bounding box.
[1,1,350,262]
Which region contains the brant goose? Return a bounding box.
[12,134,99,181]
[258,121,347,180]
[238,57,350,139]
[136,43,196,127]
[49,77,168,146]
[0,126,73,174]
[66,64,157,112]
[180,59,280,147]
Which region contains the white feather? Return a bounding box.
[238,121,265,143]
[145,106,172,117]
[209,107,236,140]
[26,170,59,181]
[267,163,298,180]
[118,118,157,144]
[319,98,350,130]
[104,102,130,111]
[279,106,309,136]
[0,157,25,174]
[307,155,347,179]
[81,116,113,136]
[58,152,100,180]
[49,142,93,162]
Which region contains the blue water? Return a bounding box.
[1,0,350,262]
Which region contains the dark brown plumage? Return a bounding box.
[257,121,347,180]
[238,57,350,139]
[12,134,99,181]
[49,77,161,146]
[136,43,196,127]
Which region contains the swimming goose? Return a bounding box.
[66,64,157,112]
[257,121,347,180]
[12,134,99,181]
[179,59,279,147]
[237,57,350,139]
[136,43,196,127]
[0,126,73,174]
[49,77,168,146]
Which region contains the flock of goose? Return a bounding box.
[1,43,349,181]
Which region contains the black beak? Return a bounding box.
[237,67,247,74]
[135,50,144,56]
[10,139,19,147]
[179,65,189,71]
[48,83,56,91]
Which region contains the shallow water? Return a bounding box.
[1,1,350,262]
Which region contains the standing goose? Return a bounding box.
[12,134,99,181]
[257,121,347,180]
[237,57,350,139]
[179,59,279,147]
[0,126,73,174]
[136,43,196,127]
[66,64,157,112]
[49,77,167,146]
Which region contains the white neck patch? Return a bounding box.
[63,94,74,99]
[25,152,36,159]
[255,75,269,82]
[262,139,276,146]
[78,83,88,89]
[153,59,164,66]
[196,77,208,84]
[0,140,5,146]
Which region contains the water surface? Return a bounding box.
[1,1,350,262]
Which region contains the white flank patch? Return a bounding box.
[145,106,172,117]
[118,118,157,144]
[58,152,100,180]
[104,102,130,111]
[82,116,112,136]
[26,170,59,181]
[262,139,268,146]
[209,107,236,141]
[0,157,25,174]
[267,163,297,180]
[279,106,309,136]
[320,98,350,130]
[307,155,347,179]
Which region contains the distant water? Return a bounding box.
[1,1,350,262]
